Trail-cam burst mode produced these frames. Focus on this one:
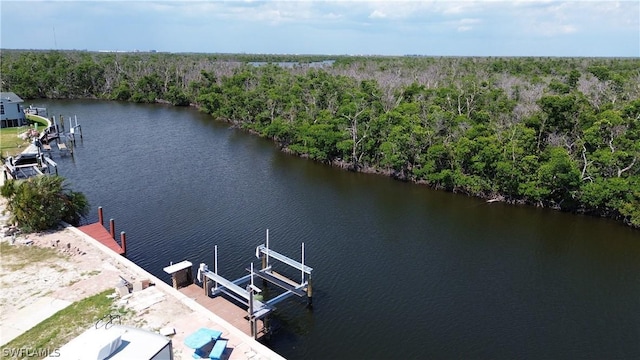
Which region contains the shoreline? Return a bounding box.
[0,197,285,360]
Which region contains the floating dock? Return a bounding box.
[165,230,313,340]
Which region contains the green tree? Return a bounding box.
[536,147,581,207]
[1,176,89,232]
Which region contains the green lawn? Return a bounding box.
[0,289,117,359]
[1,116,49,159]
[0,126,30,159]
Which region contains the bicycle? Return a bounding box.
[95,313,121,330]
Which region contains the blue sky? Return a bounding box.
[1,1,638,57]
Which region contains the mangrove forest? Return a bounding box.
[1,50,639,228]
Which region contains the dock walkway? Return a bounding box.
[179,284,266,339]
[77,223,124,255]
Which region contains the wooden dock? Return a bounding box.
[78,223,125,255]
[78,206,127,256]
[77,208,126,255]
[179,283,266,339]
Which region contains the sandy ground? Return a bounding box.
[0,197,284,360]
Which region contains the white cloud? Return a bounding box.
[505,1,638,38]
[324,12,343,20]
[369,10,387,19]
[1,0,637,56]
[459,18,481,25]
[456,17,481,32]
[537,22,578,36]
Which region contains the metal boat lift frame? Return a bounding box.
[254,229,313,306]
[201,229,314,339]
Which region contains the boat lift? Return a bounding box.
[198,230,314,339]
[254,229,313,306]
[65,114,83,144]
[41,115,82,156]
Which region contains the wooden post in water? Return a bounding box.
[262,229,269,270]
[213,245,219,291]
[78,117,83,140]
[53,116,60,145]
[109,219,115,239]
[307,276,313,307]
[98,207,104,226]
[261,230,269,288]
[120,231,127,255]
[248,287,256,339]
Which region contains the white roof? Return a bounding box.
[50,325,171,360]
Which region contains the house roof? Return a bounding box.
[0,92,24,103]
[50,325,171,359]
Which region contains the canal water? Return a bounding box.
[37,100,640,359]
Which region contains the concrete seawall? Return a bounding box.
[64,222,286,359]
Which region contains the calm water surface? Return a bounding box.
[38,100,640,359]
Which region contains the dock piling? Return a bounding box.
[98,207,104,226]
[120,231,127,255]
[248,287,257,338]
[69,117,75,145]
[78,207,126,256]
[109,219,115,239]
[214,245,219,290]
[307,276,313,307]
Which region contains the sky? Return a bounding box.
[1,0,638,57]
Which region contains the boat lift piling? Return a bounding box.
[68,115,83,144]
[255,229,314,307]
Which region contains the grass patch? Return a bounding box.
[0,126,30,158]
[0,116,49,158]
[0,241,66,271]
[81,270,101,277]
[1,289,115,358]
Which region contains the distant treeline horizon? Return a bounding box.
[3,48,637,59]
[1,50,639,228]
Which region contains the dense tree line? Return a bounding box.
[1,50,639,228]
